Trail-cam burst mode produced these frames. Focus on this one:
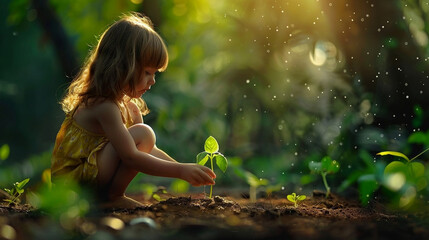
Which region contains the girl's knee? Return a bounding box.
[129,123,156,153]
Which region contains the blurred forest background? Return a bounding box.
[1,0,429,205]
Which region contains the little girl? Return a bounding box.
[51,12,216,208]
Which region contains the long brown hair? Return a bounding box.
[61,12,168,116]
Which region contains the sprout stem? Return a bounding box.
[209,154,214,198]
[321,172,330,198]
[410,147,429,162]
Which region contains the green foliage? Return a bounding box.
[356,164,384,206]
[140,183,169,201]
[196,136,228,198]
[170,179,190,194]
[412,105,424,128]
[0,150,51,187]
[376,148,428,207]
[0,144,10,161]
[408,130,429,147]
[27,178,91,220]
[3,178,29,206]
[340,131,429,208]
[287,193,306,207]
[309,156,340,198]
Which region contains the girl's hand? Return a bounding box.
[179,163,216,186]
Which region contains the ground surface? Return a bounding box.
[1,190,429,240]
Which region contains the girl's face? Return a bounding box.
[130,67,158,98]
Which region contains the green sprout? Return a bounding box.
[287,193,306,207]
[3,178,30,206]
[196,136,228,198]
[377,148,428,194]
[233,167,268,202]
[309,156,340,198]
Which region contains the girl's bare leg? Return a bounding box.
[96,123,156,207]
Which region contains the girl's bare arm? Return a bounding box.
[150,147,177,162]
[127,101,177,162]
[95,101,215,186]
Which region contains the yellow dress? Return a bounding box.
[51,106,134,184]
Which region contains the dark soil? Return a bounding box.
[1,190,429,240]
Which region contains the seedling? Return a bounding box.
[233,167,268,202]
[3,178,30,206]
[309,156,340,198]
[377,148,428,192]
[196,136,228,198]
[287,192,306,207]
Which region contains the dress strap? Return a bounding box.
[66,105,80,119]
[125,103,134,127]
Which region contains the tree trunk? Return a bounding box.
[32,0,79,80]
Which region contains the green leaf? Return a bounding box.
[232,166,247,180]
[215,154,228,173]
[0,144,10,161]
[308,161,322,173]
[258,178,269,186]
[359,150,376,170]
[377,151,409,162]
[310,157,339,174]
[297,195,306,201]
[287,194,296,202]
[244,171,268,187]
[412,105,424,128]
[357,174,378,206]
[17,189,24,194]
[384,161,407,175]
[415,177,428,191]
[170,179,189,194]
[152,194,161,202]
[4,188,12,195]
[204,136,219,154]
[408,132,428,145]
[300,174,316,185]
[246,173,260,187]
[196,152,209,166]
[321,157,340,174]
[16,178,29,189]
[409,162,425,177]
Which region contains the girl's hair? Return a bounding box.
[61,12,168,116]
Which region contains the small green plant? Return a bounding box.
[377,148,428,207]
[3,178,30,206]
[287,192,306,207]
[309,156,340,198]
[27,178,91,221]
[233,166,268,202]
[196,136,228,198]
